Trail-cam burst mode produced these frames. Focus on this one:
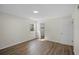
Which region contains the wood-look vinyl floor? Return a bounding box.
[0,39,74,55]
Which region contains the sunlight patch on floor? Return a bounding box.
[38,39,47,41]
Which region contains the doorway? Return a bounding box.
[40,23,45,39]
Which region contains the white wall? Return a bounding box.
[44,16,73,45]
[73,5,79,55]
[0,12,35,49]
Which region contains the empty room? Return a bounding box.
[0,4,79,55]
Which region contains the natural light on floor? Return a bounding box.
[38,39,47,41]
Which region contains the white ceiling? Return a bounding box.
[0,4,75,19]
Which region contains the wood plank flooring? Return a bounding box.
[0,39,74,55]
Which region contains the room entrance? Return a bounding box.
[35,22,45,40]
